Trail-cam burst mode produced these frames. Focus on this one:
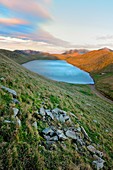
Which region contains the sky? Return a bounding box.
[0,0,113,53]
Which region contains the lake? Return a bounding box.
[22,60,94,84]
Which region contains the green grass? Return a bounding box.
[0,53,113,169]
[92,64,113,100]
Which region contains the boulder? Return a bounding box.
[65,130,77,140]
[92,158,105,170]
[56,130,67,140]
[87,145,96,153]
[42,127,54,135]
[96,150,103,157]
[13,108,19,117]
[40,107,46,116]
[45,110,54,120]
[1,85,17,97]
[59,114,65,123]
[50,136,58,141]
[13,98,20,104]
[52,108,61,114]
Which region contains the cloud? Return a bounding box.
[0,18,29,25]
[28,29,71,47]
[0,0,51,20]
[97,35,113,40]
[0,35,68,53]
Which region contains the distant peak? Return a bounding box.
[63,49,89,55]
[99,47,113,52]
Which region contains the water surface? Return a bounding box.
[23,60,94,84]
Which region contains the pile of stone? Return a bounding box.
[1,84,105,169]
[38,107,71,123]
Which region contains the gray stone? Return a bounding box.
[87,145,96,153]
[92,158,105,170]
[59,114,65,123]
[69,112,78,119]
[44,135,51,141]
[50,136,58,141]
[45,110,54,120]
[76,127,81,132]
[76,137,85,146]
[81,126,90,140]
[16,117,21,127]
[56,130,67,140]
[13,108,19,117]
[4,120,14,123]
[58,133,67,140]
[40,107,46,116]
[64,115,70,121]
[52,108,61,114]
[65,130,77,140]
[96,150,103,158]
[0,77,5,81]
[93,119,98,123]
[32,121,37,129]
[13,98,20,104]
[42,127,54,135]
[1,85,17,97]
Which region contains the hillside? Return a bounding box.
[62,48,113,100]
[0,51,113,169]
[0,49,58,64]
[66,48,113,72]
[92,64,113,100]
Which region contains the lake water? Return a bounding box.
[23,60,94,84]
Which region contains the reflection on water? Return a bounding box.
[23,60,94,84]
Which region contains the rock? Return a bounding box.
[105,129,109,132]
[4,120,14,123]
[32,121,37,129]
[0,77,5,81]
[52,108,61,114]
[40,107,46,116]
[42,127,54,135]
[77,127,81,132]
[65,130,77,140]
[92,158,105,170]
[16,117,21,127]
[93,120,98,123]
[13,108,19,117]
[76,137,85,146]
[56,130,67,140]
[69,112,78,119]
[81,126,90,140]
[93,154,100,160]
[1,85,17,97]
[50,136,58,141]
[86,103,91,107]
[96,150,103,158]
[59,114,65,123]
[87,145,96,153]
[44,135,51,141]
[64,115,70,122]
[45,110,54,120]
[13,98,20,104]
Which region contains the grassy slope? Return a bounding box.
[0,49,58,64]
[91,64,113,100]
[0,52,113,169]
[62,49,113,100]
[66,49,113,72]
